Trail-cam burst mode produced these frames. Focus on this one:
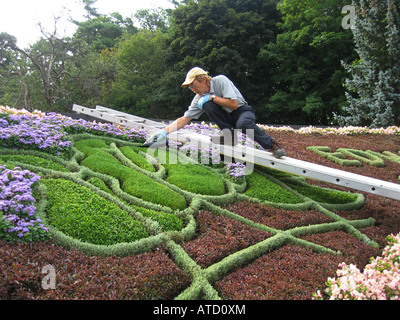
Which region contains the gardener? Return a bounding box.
[144,67,286,158]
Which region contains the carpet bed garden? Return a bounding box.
[1,105,400,300]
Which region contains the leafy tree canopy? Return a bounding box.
[336,0,400,127]
[3,0,397,128]
[259,0,357,125]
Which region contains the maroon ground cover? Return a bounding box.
[273,131,400,184]
[0,241,191,300]
[214,235,381,300]
[182,210,271,268]
[214,244,346,300]
[225,202,334,230]
[1,130,400,300]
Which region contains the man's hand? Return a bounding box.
[197,94,211,109]
[143,130,168,147]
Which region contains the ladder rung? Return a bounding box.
[72,104,400,201]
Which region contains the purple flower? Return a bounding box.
[0,166,48,242]
[226,162,246,181]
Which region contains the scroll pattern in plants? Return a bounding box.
[1,107,399,300]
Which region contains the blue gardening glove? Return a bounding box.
[143,129,168,147]
[197,94,211,110]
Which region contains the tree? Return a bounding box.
[80,0,101,20]
[134,8,172,32]
[0,33,32,109]
[259,0,357,125]
[73,13,137,52]
[29,22,73,109]
[61,37,118,109]
[0,21,73,111]
[101,30,169,117]
[72,0,137,52]
[336,0,400,127]
[163,0,282,120]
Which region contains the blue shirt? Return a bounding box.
[183,75,248,120]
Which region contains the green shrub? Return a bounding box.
[86,177,112,193]
[285,181,358,204]
[73,139,111,157]
[337,148,386,167]
[86,176,184,232]
[378,151,400,164]
[0,213,12,239]
[0,154,68,172]
[120,146,155,172]
[165,163,225,195]
[132,205,183,232]
[121,174,186,210]
[244,172,303,204]
[42,178,149,246]
[74,138,111,148]
[257,165,297,179]
[80,149,187,210]
[306,146,362,166]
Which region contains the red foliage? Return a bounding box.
[183,211,271,268]
[2,131,400,300]
[215,244,344,300]
[225,201,333,230]
[334,194,400,246]
[0,241,191,300]
[273,131,400,184]
[301,231,381,267]
[214,231,381,300]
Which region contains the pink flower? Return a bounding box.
[316,232,400,300]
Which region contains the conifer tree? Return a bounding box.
[337,0,400,127]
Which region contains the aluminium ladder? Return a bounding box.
[72,104,400,201]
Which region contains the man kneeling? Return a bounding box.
[144,67,285,158]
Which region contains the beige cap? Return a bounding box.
[181,67,208,88]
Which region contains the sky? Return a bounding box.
[0,0,175,48]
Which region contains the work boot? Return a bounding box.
[210,129,238,146]
[269,138,286,158]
